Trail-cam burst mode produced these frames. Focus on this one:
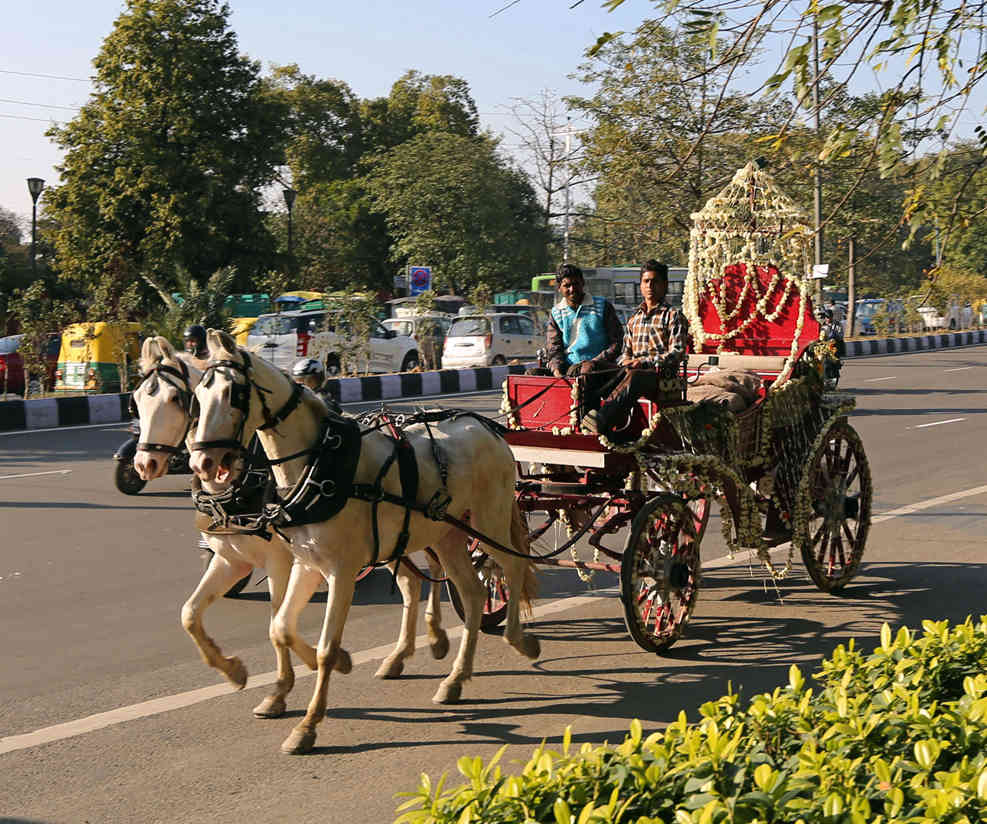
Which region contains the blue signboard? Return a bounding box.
[408,266,432,296]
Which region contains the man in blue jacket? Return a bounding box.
[541,263,623,378]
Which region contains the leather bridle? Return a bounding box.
[133,359,195,456]
[189,350,304,455]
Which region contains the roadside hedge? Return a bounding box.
[395,616,987,824]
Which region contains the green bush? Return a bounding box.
[396,617,987,823]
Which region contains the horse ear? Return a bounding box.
[156,336,176,358]
[207,328,238,358]
[140,337,156,361]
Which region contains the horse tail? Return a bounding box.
[510,499,537,617]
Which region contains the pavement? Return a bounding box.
[0,346,985,823]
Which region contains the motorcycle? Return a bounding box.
[113,419,192,495]
[820,317,845,391]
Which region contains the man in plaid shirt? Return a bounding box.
[581,260,689,438]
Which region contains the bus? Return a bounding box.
[530,266,688,310]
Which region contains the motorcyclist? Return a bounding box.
[291,357,342,414]
[819,308,845,388]
[182,324,209,369]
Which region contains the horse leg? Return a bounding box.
[424,551,449,660]
[180,550,253,689]
[432,530,487,704]
[281,569,357,755]
[474,502,541,661]
[374,558,422,679]
[271,561,343,674]
[253,548,301,718]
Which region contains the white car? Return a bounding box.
[441,313,538,369]
[382,314,450,370]
[248,309,420,374]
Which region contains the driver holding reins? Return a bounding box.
[581,260,689,439]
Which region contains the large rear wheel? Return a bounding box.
[620,494,707,654]
[446,540,509,631]
[794,421,871,592]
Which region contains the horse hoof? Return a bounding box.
[374,657,404,679]
[281,727,316,755]
[520,634,541,661]
[429,630,450,660]
[227,657,248,689]
[253,695,286,718]
[432,681,462,704]
[334,648,353,675]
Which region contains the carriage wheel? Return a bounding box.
[620,493,707,654]
[794,421,872,592]
[446,540,510,631]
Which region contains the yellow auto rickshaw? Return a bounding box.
[230,317,258,347]
[55,322,141,393]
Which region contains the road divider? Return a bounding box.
[0,363,531,432]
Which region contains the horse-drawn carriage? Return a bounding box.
[458,163,872,653]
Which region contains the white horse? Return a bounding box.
[132,337,450,718]
[188,329,539,754]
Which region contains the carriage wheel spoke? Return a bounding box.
[844,462,859,488]
[841,519,856,544]
[816,527,831,566]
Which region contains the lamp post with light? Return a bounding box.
[26,177,45,278]
[282,187,297,272]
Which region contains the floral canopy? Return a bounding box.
[683,162,819,368]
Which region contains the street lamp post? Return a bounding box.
[26,177,45,278]
[282,187,297,271]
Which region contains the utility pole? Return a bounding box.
[553,118,580,264]
[847,237,856,337]
[812,14,824,303]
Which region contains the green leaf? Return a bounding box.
[554,797,572,824]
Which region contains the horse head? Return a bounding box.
[188,329,263,486]
[132,336,201,481]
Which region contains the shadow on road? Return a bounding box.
[301,559,987,756]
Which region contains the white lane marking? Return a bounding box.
[913,418,966,429]
[944,366,975,372]
[5,480,987,756]
[0,421,128,437]
[0,469,72,481]
[863,376,897,382]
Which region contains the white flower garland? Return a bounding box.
[684,161,815,384]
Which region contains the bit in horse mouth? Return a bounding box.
[216,451,234,482]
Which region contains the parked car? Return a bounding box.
[441,313,538,368]
[852,299,904,335]
[246,308,330,370]
[0,334,61,395]
[483,304,551,334]
[382,314,450,369]
[308,314,420,375]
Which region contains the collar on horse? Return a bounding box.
[133,359,193,455]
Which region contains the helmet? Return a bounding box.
[183,324,207,356]
[292,358,324,379]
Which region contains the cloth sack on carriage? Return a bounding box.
[684,383,748,412]
[687,368,763,410]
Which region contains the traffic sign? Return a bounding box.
[811,264,830,279]
[409,265,432,295]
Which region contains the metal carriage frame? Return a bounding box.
[455,270,872,655]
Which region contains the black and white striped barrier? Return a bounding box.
[0,364,531,433]
[845,329,986,357]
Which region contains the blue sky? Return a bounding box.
[1,0,644,225]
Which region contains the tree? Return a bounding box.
[597,0,987,249]
[567,24,786,264]
[45,0,287,305]
[502,90,585,237]
[366,133,549,294]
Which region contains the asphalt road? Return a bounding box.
[1,348,986,823]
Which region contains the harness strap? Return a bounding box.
[136,441,185,454]
[259,381,303,432]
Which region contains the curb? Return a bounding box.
[0,364,530,433]
[844,329,986,357]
